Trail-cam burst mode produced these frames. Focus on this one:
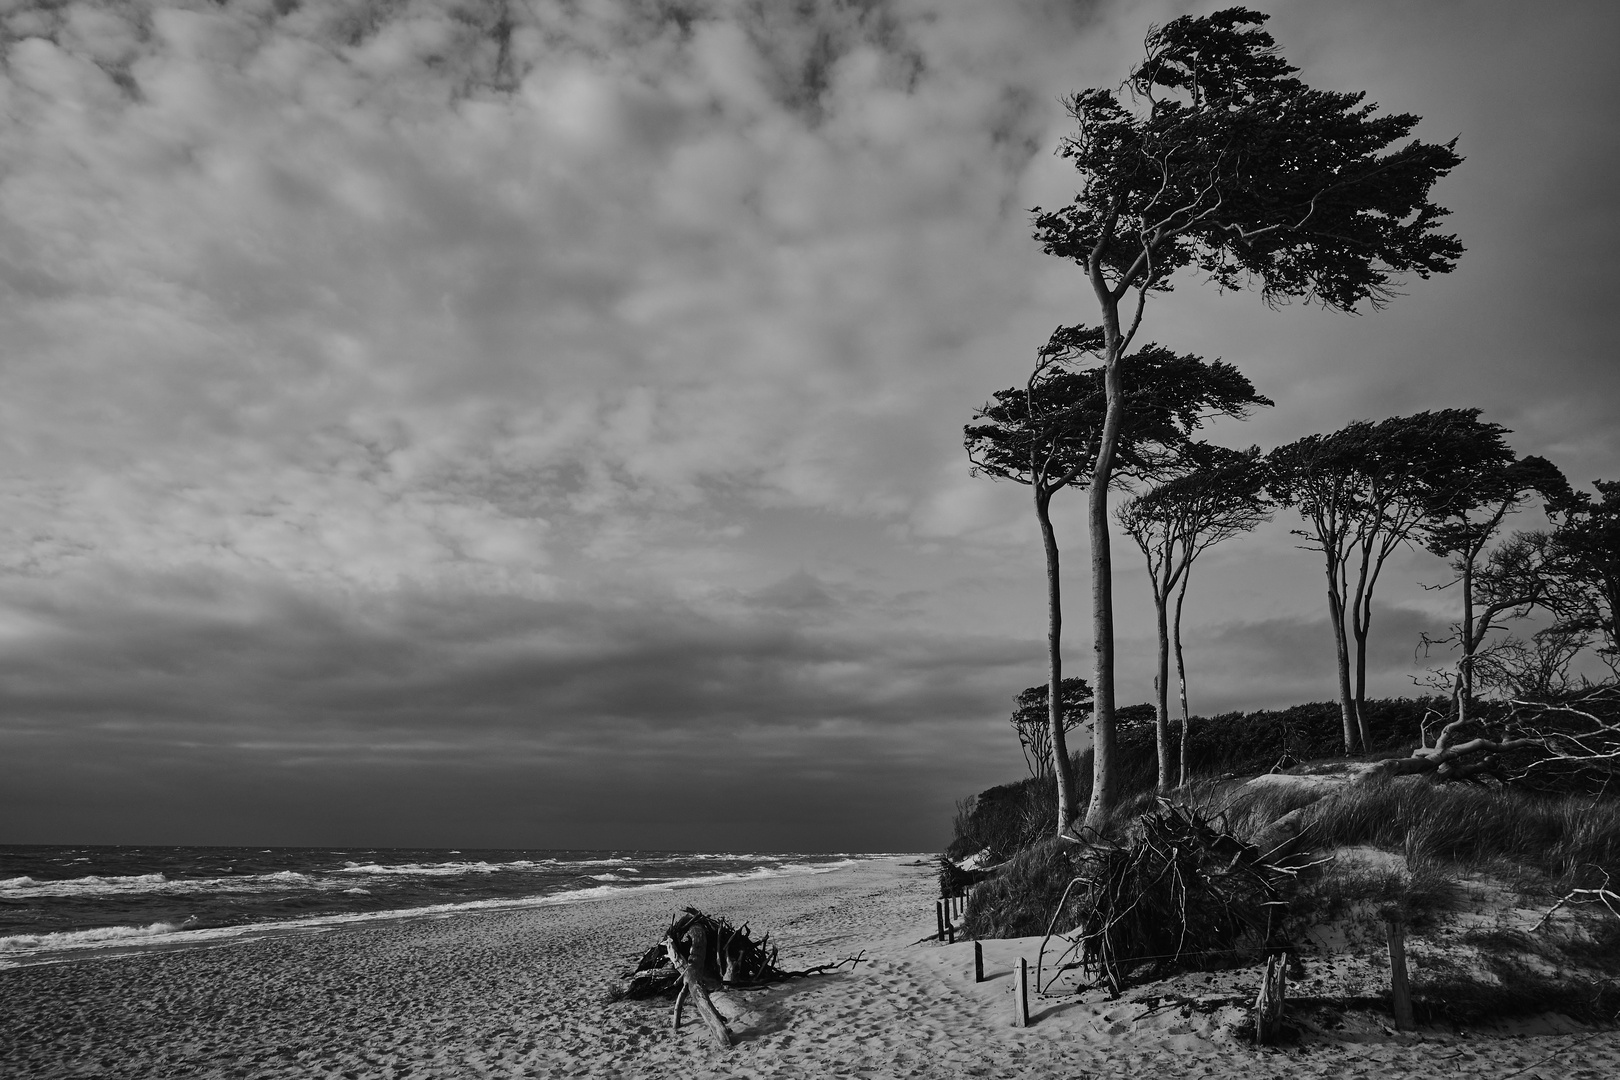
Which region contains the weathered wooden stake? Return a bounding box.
[1386,916,1414,1031]
[1252,952,1288,1045]
[973,941,984,983]
[1012,957,1029,1027]
[935,900,945,941]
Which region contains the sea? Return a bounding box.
[0,845,897,970]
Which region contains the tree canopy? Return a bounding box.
[964,338,1271,489]
[1033,6,1464,315]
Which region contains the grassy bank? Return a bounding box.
[944,696,1620,1024]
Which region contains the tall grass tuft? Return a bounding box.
[1298,776,1620,881]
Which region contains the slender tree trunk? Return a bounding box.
[1352,619,1371,750]
[1326,583,1359,754]
[1350,554,1374,752]
[1458,556,1474,727]
[1173,573,1191,789]
[1035,489,1077,835]
[1082,342,1126,833]
[1153,589,1171,795]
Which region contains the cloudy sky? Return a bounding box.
[2,0,1616,851]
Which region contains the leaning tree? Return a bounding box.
[1033,7,1463,828]
[1117,443,1271,791]
[966,331,1268,833]
[1548,480,1620,674]
[1416,412,1568,726]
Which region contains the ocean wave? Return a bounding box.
[0,870,319,899]
[0,921,191,955]
[337,860,530,876]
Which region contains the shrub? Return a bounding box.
[959,837,1083,939]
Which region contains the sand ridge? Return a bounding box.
[2,857,1617,1078]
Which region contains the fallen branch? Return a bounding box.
[1531,869,1620,931]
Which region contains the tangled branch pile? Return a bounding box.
[611,908,810,1000]
[1043,802,1302,996]
[608,907,864,1048]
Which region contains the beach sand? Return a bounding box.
[3,856,1617,1078]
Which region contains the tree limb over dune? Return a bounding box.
[1372,688,1620,791]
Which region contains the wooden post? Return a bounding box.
[1252,952,1287,1045]
[1386,916,1415,1031]
[973,941,984,983]
[935,900,945,941]
[1012,957,1029,1027]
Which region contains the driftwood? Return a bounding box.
[663,923,732,1047]
[1531,869,1620,931]
[608,907,866,1047]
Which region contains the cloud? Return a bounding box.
[2,1,1618,845]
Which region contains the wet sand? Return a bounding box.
[2,856,1616,1078]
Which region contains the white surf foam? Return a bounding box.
[0,857,880,968]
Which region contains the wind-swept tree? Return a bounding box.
[1033,7,1462,827]
[1548,480,1620,674]
[1271,412,1481,752]
[1417,414,1568,724]
[966,330,1269,833]
[1117,444,1271,791]
[1009,677,1092,783]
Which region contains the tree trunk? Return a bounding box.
[1153,587,1171,794]
[1458,557,1475,728]
[1173,574,1191,788]
[1327,585,1359,754]
[1350,540,1375,753]
[1036,490,1077,835]
[1082,343,1126,833]
[1352,618,1372,751]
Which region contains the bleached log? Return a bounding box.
[663,926,733,1049]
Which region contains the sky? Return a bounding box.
[2,0,1617,851]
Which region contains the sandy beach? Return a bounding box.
[2,856,1617,1079]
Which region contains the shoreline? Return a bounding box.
[0,854,888,972]
[3,856,1618,1078]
